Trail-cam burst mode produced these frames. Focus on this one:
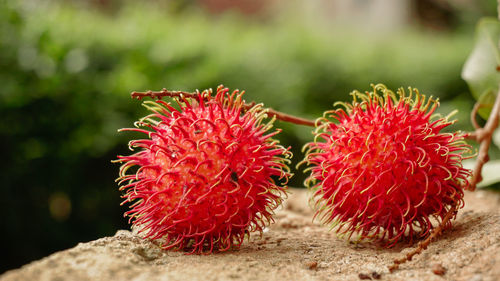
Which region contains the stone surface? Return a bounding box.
[2,189,500,281]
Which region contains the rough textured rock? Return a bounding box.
[2,189,500,281]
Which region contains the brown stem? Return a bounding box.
[466,88,500,191]
[131,89,317,127]
[265,109,317,127]
[132,89,198,100]
[388,203,458,273]
[470,102,484,130]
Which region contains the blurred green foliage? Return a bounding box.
[0,0,494,273]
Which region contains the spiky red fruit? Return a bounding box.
[302,85,471,245]
[115,86,292,253]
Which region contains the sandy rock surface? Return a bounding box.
[2,188,500,281]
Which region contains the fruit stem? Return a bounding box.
[267,109,316,127]
[388,202,458,273]
[465,86,500,191]
[131,89,317,127]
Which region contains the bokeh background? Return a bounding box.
[1,0,498,273]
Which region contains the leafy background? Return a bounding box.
[1,0,498,273]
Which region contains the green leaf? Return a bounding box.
[461,18,500,119]
[463,159,500,188]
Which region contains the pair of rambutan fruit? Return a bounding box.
[114,84,471,255]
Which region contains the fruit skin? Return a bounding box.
[301,84,472,246]
[115,86,292,253]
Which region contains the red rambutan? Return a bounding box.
[115,86,292,253]
[301,84,472,245]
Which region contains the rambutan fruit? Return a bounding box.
[115,86,292,253]
[301,84,472,246]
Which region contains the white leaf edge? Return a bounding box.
[463,159,500,188]
[493,128,500,149]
